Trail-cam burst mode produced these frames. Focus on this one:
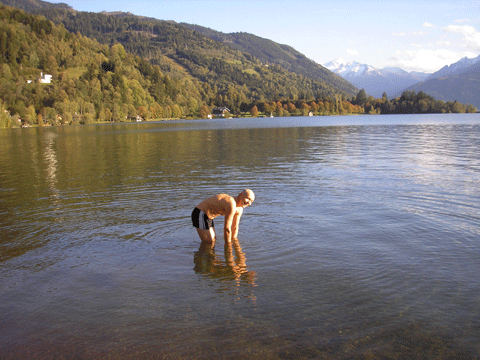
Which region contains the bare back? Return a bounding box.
[196,194,236,220]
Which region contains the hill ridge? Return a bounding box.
[2,0,358,98]
[181,23,357,96]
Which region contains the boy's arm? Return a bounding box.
[223,199,237,242]
[223,210,235,242]
[231,209,243,240]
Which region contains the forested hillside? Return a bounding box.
[0,5,212,127]
[0,0,70,11]
[0,5,366,128]
[402,61,480,109]
[181,24,357,96]
[357,89,477,115]
[29,8,355,103]
[0,2,476,129]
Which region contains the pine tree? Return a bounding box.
[356,89,367,105]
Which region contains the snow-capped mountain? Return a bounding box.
[403,55,480,108]
[324,59,380,78]
[324,59,431,98]
[427,54,480,80]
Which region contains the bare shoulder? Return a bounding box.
[217,194,237,211]
[217,193,236,204]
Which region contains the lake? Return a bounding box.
[1,114,480,359]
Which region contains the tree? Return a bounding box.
[0,100,12,128]
[418,99,429,113]
[104,108,112,122]
[300,103,310,116]
[98,106,108,122]
[127,104,137,120]
[172,104,182,118]
[355,89,367,105]
[451,101,465,113]
[137,106,149,120]
[25,105,36,125]
[110,43,126,63]
[250,105,259,117]
[112,103,125,122]
[37,114,44,127]
[287,102,296,114]
[199,105,210,119]
[164,105,172,118]
[467,104,477,113]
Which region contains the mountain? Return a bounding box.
[181,24,357,96]
[0,0,358,102]
[324,59,431,98]
[0,4,201,125]
[0,0,70,11]
[427,55,480,80]
[0,3,367,129]
[402,56,480,108]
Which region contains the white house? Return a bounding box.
[40,72,52,84]
[27,72,53,84]
[212,107,230,118]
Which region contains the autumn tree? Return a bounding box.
[287,102,296,114]
[137,106,149,120]
[250,105,259,117]
[300,102,310,116]
[199,105,210,119]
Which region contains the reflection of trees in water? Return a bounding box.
[193,239,257,301]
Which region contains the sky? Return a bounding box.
[61,0,480,73]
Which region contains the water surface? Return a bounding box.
[1,114,480,359]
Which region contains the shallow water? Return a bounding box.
[1,114,480,359]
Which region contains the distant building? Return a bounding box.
[40,72,52,84]
[26,72,53,84]
[212,107,230,118]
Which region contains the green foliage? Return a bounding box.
[259,98,364,117]
[0,99,12,127]
[0,4,476,129]
[355,89,368,105]
[357,89,477,114]
[28,8,354,108]
[182,25,358,96]
[0,5,213,126]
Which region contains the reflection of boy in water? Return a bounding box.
[191,189,255,243]
[193,239,256,286]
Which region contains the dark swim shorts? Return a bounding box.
[191,207,214,230]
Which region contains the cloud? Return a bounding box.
[387,48,476,73]
[392,32,406,37]
[443,25,480,51]
[347,48,359,55]
[454,19,470,23]
[436,40,451,47]
[422,22,436,28]
[385,24,480,72]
